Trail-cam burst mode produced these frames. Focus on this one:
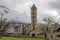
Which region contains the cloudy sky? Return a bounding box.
[0,0,60,23]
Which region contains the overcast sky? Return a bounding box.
[0,0,60,23]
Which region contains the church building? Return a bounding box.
[30,4,44,37]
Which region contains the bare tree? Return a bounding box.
[0,5,10,38]
[42,17,55,40]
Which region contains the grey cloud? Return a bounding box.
[0,0,60,23]
[48,0,60,9]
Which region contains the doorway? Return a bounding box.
[32,33,35,37]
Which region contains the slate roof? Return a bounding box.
[51,23,60,32]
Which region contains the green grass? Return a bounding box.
[0,36,45,40]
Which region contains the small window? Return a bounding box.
[22,33,25,35]
[33,9,35,11]
[57,35,60,37]
[51,35,53,38]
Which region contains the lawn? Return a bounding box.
[0,36,45,40]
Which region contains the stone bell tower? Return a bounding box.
[31,4,37,30]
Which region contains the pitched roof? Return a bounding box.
[51,23,60,32]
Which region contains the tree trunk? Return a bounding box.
[45,33,46,39]
[45,33,49,40]
[0,33,2,38]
